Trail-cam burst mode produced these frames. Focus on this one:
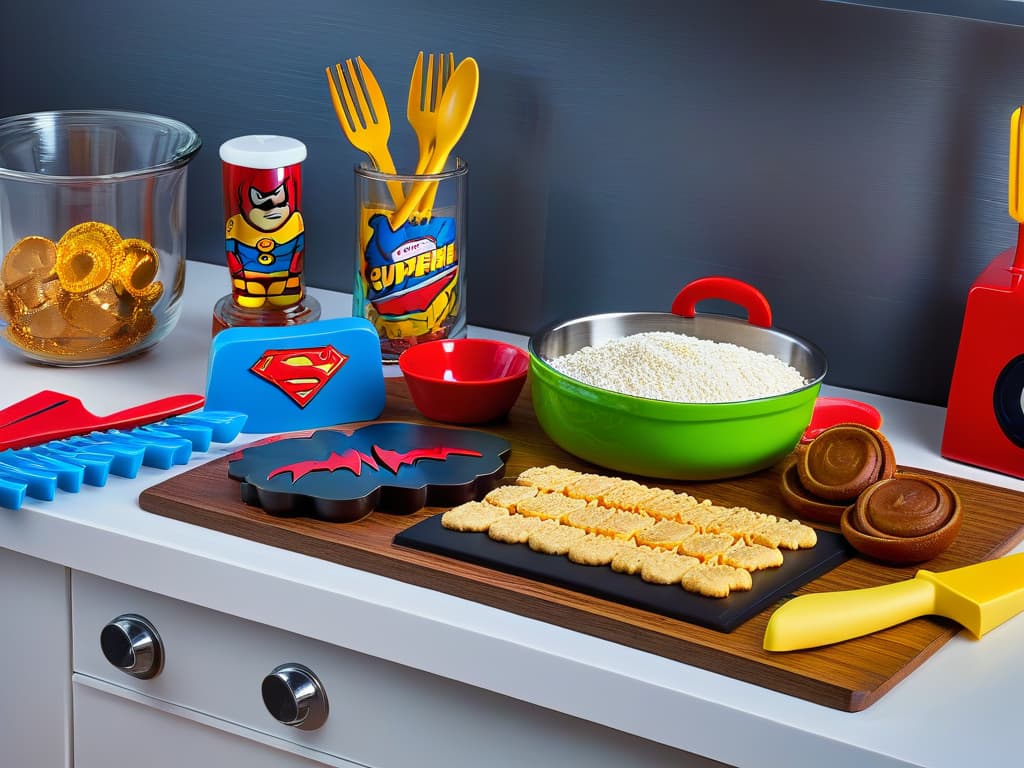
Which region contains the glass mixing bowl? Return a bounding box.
[0,109,201,365]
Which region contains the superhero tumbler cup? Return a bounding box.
[213,135,321,334]
[353,157,468,361]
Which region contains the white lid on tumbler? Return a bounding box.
[219,135,307,168]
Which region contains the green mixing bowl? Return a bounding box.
[528,278,827,481]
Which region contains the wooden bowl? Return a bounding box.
[778,456,851,524]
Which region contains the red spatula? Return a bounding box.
[0,390,205,451]
[801,397,883,443]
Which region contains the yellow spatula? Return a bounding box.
[763,552,1024,651]
[1008,106,1024,269]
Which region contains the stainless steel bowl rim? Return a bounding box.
[528,310,828,408]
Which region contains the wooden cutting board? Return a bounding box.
[138,379,1024,711]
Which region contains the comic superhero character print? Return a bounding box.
[224,165,306,310]
[359,213,460,340]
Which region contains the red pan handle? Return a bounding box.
[670,276,773,328]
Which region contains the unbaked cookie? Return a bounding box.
[488,514,551,544]
[515,465,582,494]
[527,522,588,555]
[516,492,588,521]
[638,549,701,585]
[565,472,623,501]
[562,502,614,533]
[634,519,697,550]
[720,541,784,571]
[681,563,753,598]
[677,532,736,562]
[441,500,509,532]
[593,510,655,540]
[483,484,540,511]
[567,533,636,566]
[610,544,659,575]
[748,517,817,550]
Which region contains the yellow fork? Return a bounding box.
[325,56,404,208]
[407,50,454,222]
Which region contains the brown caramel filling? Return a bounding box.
[840,473,962,564]
[858,476,951,537]
[797,424,895,501]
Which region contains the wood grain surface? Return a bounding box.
[139,379,1024,711]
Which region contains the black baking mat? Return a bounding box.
[394,516,851,632]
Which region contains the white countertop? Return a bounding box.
[2,260,1022,768]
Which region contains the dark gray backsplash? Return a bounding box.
[4,0,1024,405]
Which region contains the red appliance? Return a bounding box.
[942,106,1024,478]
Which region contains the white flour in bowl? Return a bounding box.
[548,331,807,403]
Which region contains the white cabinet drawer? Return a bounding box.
[73,676,356,767]
[0,549,72,768]
[72,570,723,768]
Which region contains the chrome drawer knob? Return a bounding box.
[100,614,163,679]
[261,663,329,730]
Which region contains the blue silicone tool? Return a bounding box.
[0,408,249,509]
[135,423,213,453]
[32,445,111,487]
[170,410,248,443]
[2,451,83,493]
[205,317,385,433]
[61,436,146,478]
[0,474,26,509]
[0,461,57,501]
[100,431,190,469]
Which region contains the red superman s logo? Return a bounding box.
[250,345,347,407]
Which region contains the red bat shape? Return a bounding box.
[268,448,378,482]
[373,445,482,474]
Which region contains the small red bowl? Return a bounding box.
[398,338,529,424]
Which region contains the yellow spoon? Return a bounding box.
[1010,106,1024,223]
[390,56,479,230]
[1008,106,1024,269]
